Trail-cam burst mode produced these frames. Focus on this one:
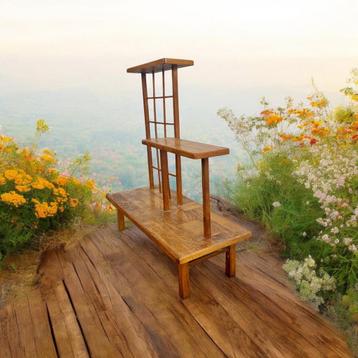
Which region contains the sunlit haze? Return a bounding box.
[1,0,357,191]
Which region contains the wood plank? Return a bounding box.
[46,287,76,357]
[3,304,26,357]
[120,227,267,357]
[121,226,352,358]
[142,137,230,159]
[107,187,251,263]
[127,58,193,73]
[210,253,351,357]
[28,290,58,358]
[0,307,12,358]
[90,228,225,357]
[67,242,159,357]
[14,297,38,358]
[56,252,119,357]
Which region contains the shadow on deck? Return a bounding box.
[0,224,352,357]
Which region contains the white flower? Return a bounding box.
[272,201,281,208]
[302,232,307,237]
[343,237,353,246]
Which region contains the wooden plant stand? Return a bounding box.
[107,58,251,299]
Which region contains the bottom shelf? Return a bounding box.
[107,187,251,264]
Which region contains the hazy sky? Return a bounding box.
[1,0,358,113]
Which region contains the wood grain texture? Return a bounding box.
[201,158,211,238]
[127,58,194,73]
[142,137,230,159]
[0,224,352,357]
[225,244,236,277]
[107,187,251,264]
[159,150,170,210]
[117,210,125,231]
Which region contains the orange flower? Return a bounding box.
[260,109,274,116]
[311,127,329,137]
[265,113,283,126]
[279,133,293,141]
[262,146,272,153]
[15,185,31,193]
[288,108,314,119]
[1,191,26,207]
[69,198,79,208]
[351,121,358,131]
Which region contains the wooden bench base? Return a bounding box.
[108,188,251,299]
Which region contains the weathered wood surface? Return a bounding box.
[142,137,230,159]
[0,224,352,357]
[107,187,251,264]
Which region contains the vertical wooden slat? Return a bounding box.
[201,158,211,238]
[172,66,183,205]
[160,150,170,211]
[141,73,154,189]
[162,69,167,138]
[152,71,162,192]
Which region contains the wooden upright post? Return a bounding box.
[201,158,211,238]
[141,73,155,189]
[172,66,183,206]
[160,150,170,210]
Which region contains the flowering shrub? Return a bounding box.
[0,120,111,260]
[283,256,336,309]
[219,69,358,314]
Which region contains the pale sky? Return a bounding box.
[1,0,357,105]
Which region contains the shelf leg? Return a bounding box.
[175,154,183,205]
[160,150,170,211]
[178,263,190,299]
[225,244,236,277]
[117,210,125,232]
[201,158,211,238]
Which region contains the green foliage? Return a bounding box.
[228,153,326,259]
[0,120,111,260]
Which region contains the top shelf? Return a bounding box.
[142,138,229,159]
[127,58,194,74]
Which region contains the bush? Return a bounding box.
[0,120,111,260]
[219,69,358,314]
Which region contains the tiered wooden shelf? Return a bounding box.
[107,58,251,298]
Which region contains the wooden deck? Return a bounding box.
[0,224,352,357]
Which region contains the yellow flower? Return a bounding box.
[1,191,26,207]
[0,135,13,143]
[36,119,49,133]
[69,198,79,208]
[15,173,32,186]
[32,177,54,190]
[4,169,18,180]
[308,95,328,108]
[15,185,31,193]
[85,179,95,190]
[54,187,67,197]
[265,114,283,126]
[32,200,58,218]
[351,94,358,102]
[40,149,56,164]
[0,175,6,186]
[262,146,272,153]
[55,176,68,186]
